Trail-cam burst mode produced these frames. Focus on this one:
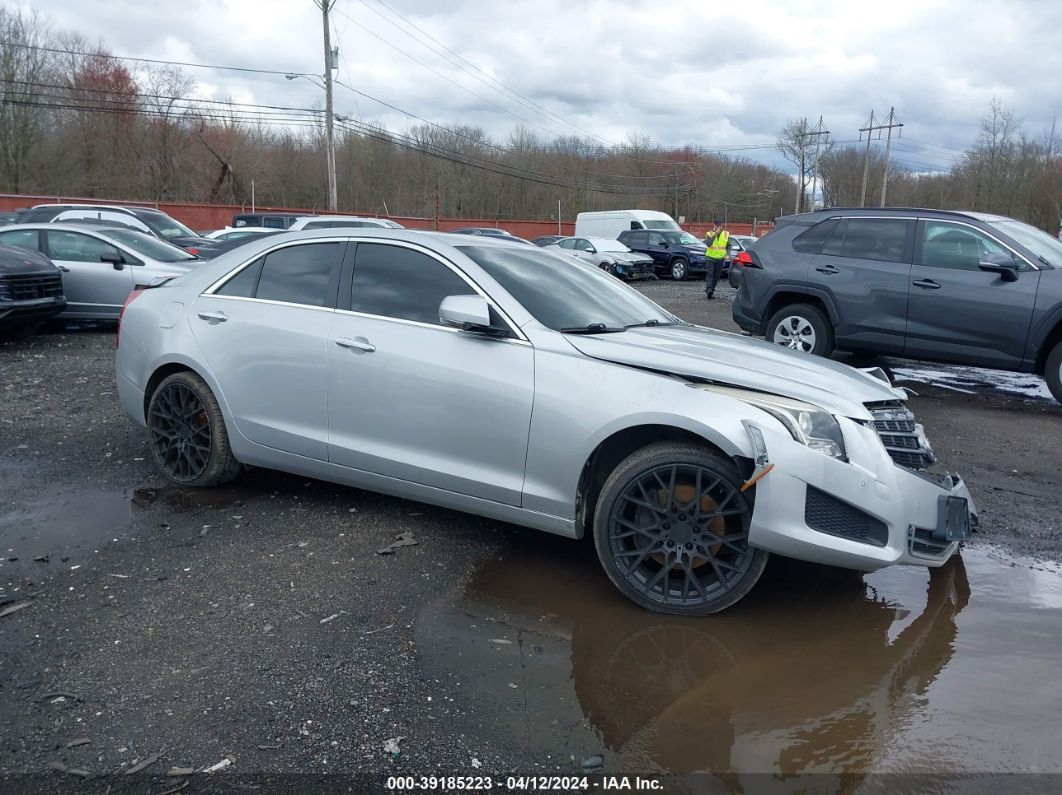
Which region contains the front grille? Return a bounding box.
[866,402,934,471]
[0,273,63,302]
[805,486,888,547]
[908,526,953,559]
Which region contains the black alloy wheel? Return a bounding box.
[147,372,241,486]
[594,443,768,615]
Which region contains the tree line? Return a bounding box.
[1,7,1058,231]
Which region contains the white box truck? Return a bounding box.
[574,209,680,239]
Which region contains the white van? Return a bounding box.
[574,209,680,239]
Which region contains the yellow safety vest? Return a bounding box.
[706,230,729,260]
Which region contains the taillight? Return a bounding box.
[116,288,145,348]
[736,251,762,269]
[183,246,200,256]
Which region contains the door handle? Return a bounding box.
[815,265,839,274]
[196,310,229,322]
[334,336,376,353]
[913,279,942,290]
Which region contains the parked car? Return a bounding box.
[575,209,681,238]
[202,230,284,256]
[617,228,711,280]
[287,215,404,231]
[732,207,1062,403]
[727,235,761,288]
[451,227,513,237]
[547,236,654,280]
[531,235,566,247]
[0,224,202,320]
[205,227,277,242]
[115,229,975,615]
[232,212,307,229]
[0,242,66,339]
[0,211,22,226]
[17,204,217,256]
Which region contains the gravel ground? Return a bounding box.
[1,279,1060,790]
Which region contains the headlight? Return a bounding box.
[694,386,847,459]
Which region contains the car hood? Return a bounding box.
[565,324,906,419]
[0,244,59,276]
[611,251,652,262]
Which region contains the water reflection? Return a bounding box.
[419,536,981,779]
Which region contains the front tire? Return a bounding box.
[0,321,42,341]
[669,257,689,281]
[1046,340,1062,404]
[593,442,769,615]
[765,303,834,356]
[147,371,241,487]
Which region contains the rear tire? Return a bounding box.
[147,371,241,487]
[1046,340,1062,404]
[593,442,769,615]
[669,257,689,281]
[765,303,834,356]
[0,321,42,341]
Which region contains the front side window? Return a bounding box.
[133,211,196,240]
[648,232,667,246]
[46,230,120,263]
[251,243,343,307]
[574,239,593,252]
[350,243,475,325]
[0,229,41,252]
[920,221,1012,271]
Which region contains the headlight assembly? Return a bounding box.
[695,385,847,460]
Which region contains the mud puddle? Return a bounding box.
[417,534,1062,779]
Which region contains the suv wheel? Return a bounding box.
[669,257,689,280]
[765,303,834,356]
[1046,340,1062,404]
[593,442,769,615]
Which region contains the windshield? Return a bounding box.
[662,231,705,247]
[104,229,197,262]
[135,211,197,240]
[458,246,677,332]
[644,219,680,230]
[987,218,1062,267]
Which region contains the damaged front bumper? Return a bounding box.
[743,418,977,571]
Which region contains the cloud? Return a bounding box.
[29,0,1062,171]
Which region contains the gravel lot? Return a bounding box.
[1,278,1060,789]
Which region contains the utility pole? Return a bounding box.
[316,0,338,211]
[858,110,876,206]
[879,107,902,207]
[808,116,829,211]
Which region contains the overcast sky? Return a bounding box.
[31,0,1062,173]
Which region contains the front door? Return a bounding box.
[808,217,914,354]
[43,230,134,318]
[905,219,1040,368]
[327,241,534,506]
[190,240,346,460]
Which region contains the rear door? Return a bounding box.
[808,217,914,354]
[904,219,1040,368]
[327,241,534,506]
[191,240,346,460]
[43,230,133,318]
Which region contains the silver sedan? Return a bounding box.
[0,223,202,320]
[547,236,654,279]
[116,230,975,614]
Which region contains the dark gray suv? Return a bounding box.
[732,208,1062,403]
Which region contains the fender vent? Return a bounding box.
[805,486,888,547]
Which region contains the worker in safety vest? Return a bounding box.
[704,222,729,299]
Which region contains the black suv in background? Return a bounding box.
[0,242,65,339]
[732,208,1062,403]
[617,228,711,280]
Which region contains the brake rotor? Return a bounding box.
[650,483,726,569]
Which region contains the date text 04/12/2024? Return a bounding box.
[385,776,664,791]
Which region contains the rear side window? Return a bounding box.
[0,229,41,252]
[350,243,474,325]
[792,218,839,254]
[839,219,910,263]
[230,242,343,307]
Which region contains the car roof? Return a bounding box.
[31,203,152,214]
[6,222,159,240]
[782,207,1015,224]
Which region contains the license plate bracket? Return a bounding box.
[934,494,971,542]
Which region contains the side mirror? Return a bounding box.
[439,295,507,337]
[978,258,1020,282]
[100,251,125,270]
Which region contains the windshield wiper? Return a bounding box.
[624,319,679,329]
[560,323,626,334]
